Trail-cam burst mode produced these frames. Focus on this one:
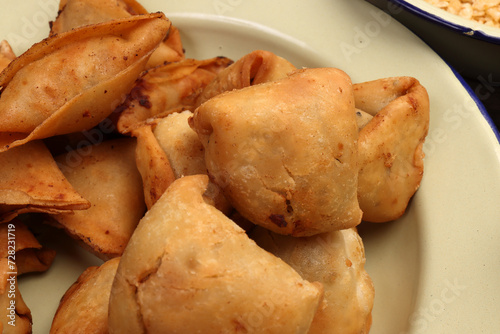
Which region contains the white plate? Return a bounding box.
[2,0,500,333]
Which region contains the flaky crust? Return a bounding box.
[116,57,233,134]
[194,50,296,107]
[153,111,232,214]
[190,68,362,236]
[0,220,56,275]
[50,257,120,334]
[53,138,146,260]
[108,175,322,334]
[132,124,176,209]
[0,13,170,152]
[0,140,89,223]
[50,0,184,67]
[251,227,374,334]
[354,77,430,222]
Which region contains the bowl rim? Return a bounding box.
[393,0,500,43]
[450,67,500,143]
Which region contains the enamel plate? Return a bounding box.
[3,0,500,333]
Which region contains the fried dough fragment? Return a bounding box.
[0,260,32,333]
[116,57,233,134]
[0,13,170,152]
[131,124,176,209]
[0,140,89,223]
[52,138,146,260]
[0,219,56,275]
[251,227,374,334]
[108,175,322,334]
[190,68,362,236]
[50,257,120,334]
[50,0,184,67]
[194,49,297,107]
[0,40,15,72]
[354,77,430,222]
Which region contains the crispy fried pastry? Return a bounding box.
[354,77,430,222]
[52,138,146,260]
[50,257,120,334]
[0,40,15,72]
[153,110,232,214]
[0,13,170,152]
[251,227,374,334]
[108,175,322,334]
[190,68,362,236]
[116,57,233,134]
[131,124,175,209]
[194,49,296,107]
[0,140,89,223]
[51,0,184,67]
[0,220,56,275]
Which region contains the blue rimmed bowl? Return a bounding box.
[366,0,500,84]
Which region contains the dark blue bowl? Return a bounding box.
[365,0,500,84]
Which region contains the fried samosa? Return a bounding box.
[0,140,89,223]
[0,260,32,333]
[190,68,362,236]
[51,0,184,67]
[250,227,374,334]
[52,138,146,260]
[108,175,322,334]
[353,77,430,222]
[194,49,297,107]
[50,257,120,334]
[0,219,56,275]
[0,13,170,152]
[116,57,233,134]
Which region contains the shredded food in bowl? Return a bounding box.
[423,0,500,27]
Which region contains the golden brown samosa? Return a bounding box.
[0,219,56,275]
[0,260,32,333]
[50,0,184,67]
[0,13,170,153]
[52,138,146,260]
[354,77,430,222]
[50,257,120,334]
[251,227,374,334]
[194,49,296,107]
[190,68,362,236]
[116,57,233,134]
[0,140,89,223]
[108,175,322,334]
